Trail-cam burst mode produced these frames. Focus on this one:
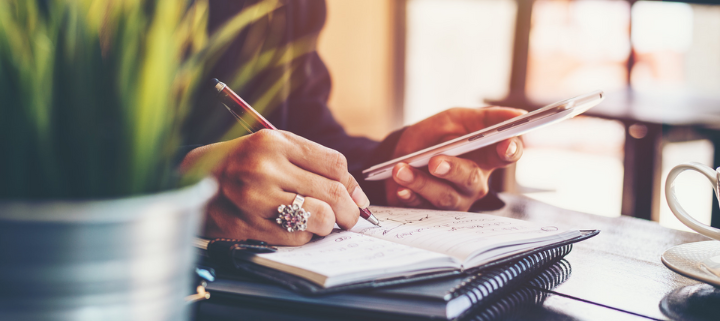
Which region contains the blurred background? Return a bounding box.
[317,0,720,232]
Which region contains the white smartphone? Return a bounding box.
[362,90,604,181]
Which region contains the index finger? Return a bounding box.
[279,131,370,209]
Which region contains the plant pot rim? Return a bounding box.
[0,177,217,223]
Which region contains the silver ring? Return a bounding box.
[276,194,311,232]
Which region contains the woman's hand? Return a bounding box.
[386,107,525,211]
[181,130,369,246]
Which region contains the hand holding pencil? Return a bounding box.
[179,79,378,246]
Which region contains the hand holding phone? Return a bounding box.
[363,90,604,181]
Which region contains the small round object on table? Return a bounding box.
[660,284,720,321]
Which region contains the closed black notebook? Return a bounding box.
[203,243,582,320]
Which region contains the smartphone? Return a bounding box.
[362,90,604,181]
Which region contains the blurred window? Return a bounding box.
[526,0,720,101]
[404,0,516,125]
[632,2,720,98]
[526,0,630,103]
[630,1,692,94]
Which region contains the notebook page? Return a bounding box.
[351,206,572,263]
[254,229,455,286]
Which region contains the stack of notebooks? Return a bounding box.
[198,206,598,320]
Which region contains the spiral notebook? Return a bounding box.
[204,246,576,320]
[209,206,597,293]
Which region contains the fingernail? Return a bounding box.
[351,186,370,208]
[396,166,414,183]
[505,141,518,159]
[397,188,412,200]
[434,161,451,175]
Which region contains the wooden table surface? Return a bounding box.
[196,193,713,321]
[494,193,709,321]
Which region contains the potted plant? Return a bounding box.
[0,0,276,319]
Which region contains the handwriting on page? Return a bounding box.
[351,207,563,262]
[257,229,447,278]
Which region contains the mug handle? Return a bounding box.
[665,162,720,241]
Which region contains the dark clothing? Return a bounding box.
[183,0,399,204]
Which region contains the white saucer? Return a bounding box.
[662,241,720,287]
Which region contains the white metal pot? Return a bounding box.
[0,178,217,321]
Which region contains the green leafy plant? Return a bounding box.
[0,0,278,199]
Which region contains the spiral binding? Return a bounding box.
[464,259,573,321]
[448,244,573,304]
[528,258,572,290]
[466,287,548,321]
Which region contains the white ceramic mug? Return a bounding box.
[665,162,720,241]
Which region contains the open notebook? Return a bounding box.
[242,206,585,288]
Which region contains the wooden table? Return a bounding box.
[195,193,713,321]
[494,193,709,320]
